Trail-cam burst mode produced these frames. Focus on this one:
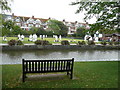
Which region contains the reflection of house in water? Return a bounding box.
[2,13,90,35]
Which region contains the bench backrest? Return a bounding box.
[22,58,74,73]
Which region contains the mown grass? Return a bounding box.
[2,61,119,88]
[0,37,83,44]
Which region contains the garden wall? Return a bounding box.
[1,45,120,51]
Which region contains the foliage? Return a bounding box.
[78,41,86,45]
[76,27,87,38]
[0,0,13,12]
[2,20,15,36]
[12,25,23,35]
[114,41,119,45]
[71,1,119,33]
[8,39,17,46]
[36,27,47,36]
[34,40,51,45]
[108,41,113,45]
[61,40,70,45]
[101,41,107,45]
[47,20,68,36]
[87,40,95,45]
[16,40,24,45]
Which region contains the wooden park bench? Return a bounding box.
[22,58,74,82]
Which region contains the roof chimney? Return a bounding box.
[12,13,14,16]
[75,21,77,23]
[63,19,65,22]
[32,15,34,19]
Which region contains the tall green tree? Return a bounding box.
[2,20,14,36]
[12,25,23,35]
[71,0,119,33]
[47,20,68,36]
[76,27,87,38]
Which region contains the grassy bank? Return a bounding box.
[0,37,82,44]
[2,61,119,88]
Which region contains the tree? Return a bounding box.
[47,20,68,36]
[71,0,119,33]
[36,27,46,36]
[76,27,87,38]
[0,0,13,12]
[2,20,15,36]
[12,25,23,35]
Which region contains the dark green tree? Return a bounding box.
[12,25,23,35]
[47,20,68,36]
[36,27,46,36]
[2,20,14,36]
[76,27,87,38]
[71,0,119,33]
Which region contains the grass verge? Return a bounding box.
[2,61,119,88]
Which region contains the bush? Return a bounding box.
[16,40,24,45]
[114,42,119,45]
[8,39,17,46]
[34,40,51,45]
[78,41,86,45]
[108,41,113,45]
[101,41,107,45]
[61,40,70,45]
[87,41,95,45]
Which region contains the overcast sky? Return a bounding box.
[7,0,97,24]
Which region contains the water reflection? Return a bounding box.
[1,49,119,64]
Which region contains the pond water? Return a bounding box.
[1,49,119,65]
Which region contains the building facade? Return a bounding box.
[2,13,90,34]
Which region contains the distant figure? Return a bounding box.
[33,34,37,42]
[18,34,21,40]
[59,35,62,41]
[29,34,33,41]
[3,36,7,41]
[21,35,24,41]
[43,35,45,39]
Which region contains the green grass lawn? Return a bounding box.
[0,37,83,44]
[2,61,119,88]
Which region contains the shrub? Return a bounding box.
[61,40,70,45]
[108,41,113,45]
[34,40,51,45]
[78,41,86,45]
[87,41,95,45]
[8,39,17,46]
[114,42,119,45]
[16,40,24,45]
[101,41,107,45]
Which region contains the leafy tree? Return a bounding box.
[71,0,119,33]
[29,27,38,34]
[12,25,23,35]
[76,27,87,38]
[0,0,13,12]
[36,27,47,36]
[2,20,14,36]
[47,20,68,36]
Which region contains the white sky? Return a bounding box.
[7,0,97,24]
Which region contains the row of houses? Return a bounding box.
[2,13,90,35]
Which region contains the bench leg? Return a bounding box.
[67,71,69,75]
[22,73,25,82]
[70,71,73,79]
